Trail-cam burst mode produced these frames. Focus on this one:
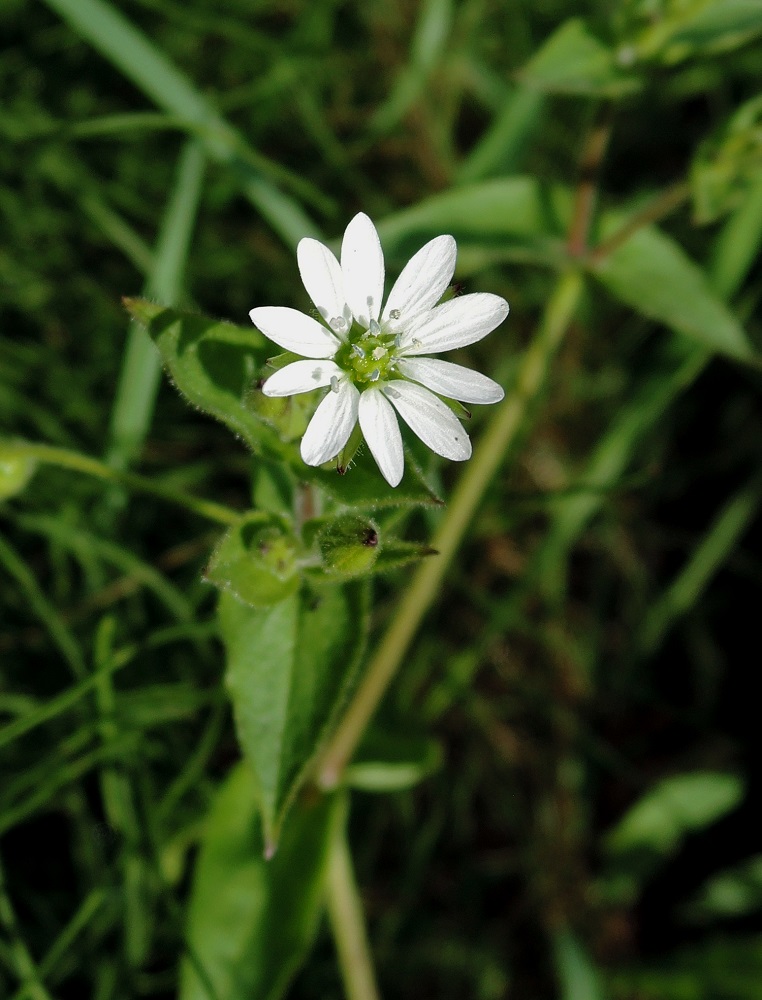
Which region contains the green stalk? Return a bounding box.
[325,823,382,1000]
[5,442,240,526]
[318,270,584,787]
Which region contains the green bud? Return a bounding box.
[205,514,300,607]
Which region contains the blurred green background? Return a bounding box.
[2,0,762,997]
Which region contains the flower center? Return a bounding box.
[334,318,400,386]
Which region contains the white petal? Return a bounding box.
[300,381,360,467]
[381,235,457,331]
[396,358,504,404]
[250,306,340,359]
[358,388,404,487]
[297,238,350,327]
[341,212,385,327]
[383,380,471,462]
[398,293,509,356]
[262,359,341,397]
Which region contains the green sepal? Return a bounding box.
[313,514,380,579]
[205,513,300,608]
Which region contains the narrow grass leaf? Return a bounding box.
[107,140,206,471]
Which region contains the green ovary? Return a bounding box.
[335,328,399,385]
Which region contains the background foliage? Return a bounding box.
[2,1,762,998]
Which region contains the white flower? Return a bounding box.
[249,213,509,487]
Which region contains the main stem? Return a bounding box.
[318,270,584,787]
[326,823,382,1000]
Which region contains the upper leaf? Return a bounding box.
[123,299,282,455]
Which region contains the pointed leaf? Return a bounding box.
[521,19,641,96]
[592,224,756,363]
[219,582,369,846]
[180,762,343,1000]
[124,298,283,454]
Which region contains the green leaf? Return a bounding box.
[346,733,443,792]
[219,583,369,847]
[205,515,301,608]
[692,94,762,223]
[124,299,282,455]
[683,855,762,923]
[606,772,743,856]
[180,762,342,1000]
[592,223,756,363]
[304,447,444,511]
[520,19,641,97]
[600,771,744,904]
[377,177,573,270]
[0,443,36,500]
[637,0,762,63]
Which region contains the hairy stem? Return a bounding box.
[318,270,584,787]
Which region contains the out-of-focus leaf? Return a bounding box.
[605,772,743,857]
[180,762,342,1000]
[607,936,762,1000]
[219,583,369,848]
[683,855,762,923]
[205,514,301,608]
[0,444,36,500]
[692,95,762,223]
[124,299,280,455]
[520,19,641,96]
[600,772,744,905]
[592,224,755,363]
[636,0,762,63]
[346,733,443,792]
[553,929,604,1000]
[377,177,572,269]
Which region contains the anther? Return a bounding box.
[351,344,366,359]
[394,333,402,348]
[330,316,347,332]
[371,346,386,360]
[330,376,340,393]
[368,368,380,382]
[368,319,381,336]
[385,386,401,399]
[389,309,401,320]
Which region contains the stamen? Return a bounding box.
[411,337,422,348]
[351,344,366,359]
[389,309,401,320]
[330,316,347,332]
[394,333,402,348]
[385,386,401,399]
[330,376,340,393]
[371,346,386,360]
[368,368,380,382]
[368,319,381,336]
